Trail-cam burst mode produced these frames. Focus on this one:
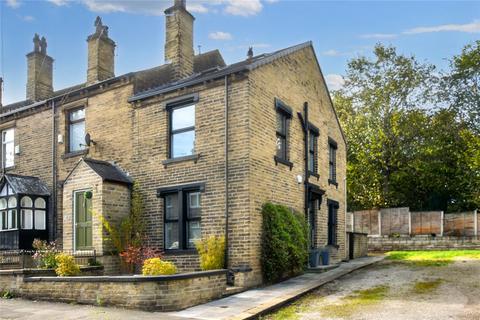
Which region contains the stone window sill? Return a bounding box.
[63,149,88,160]
[163,249,197,256]
[328,179,339,188]
[274,156,293,170]
[162,154,200,167]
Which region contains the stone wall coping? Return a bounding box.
[0,265,103,276]
[23,269,227,283]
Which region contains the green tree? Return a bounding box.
[335,43,479,212]
[335,44,436,210]
[442,40,480,134]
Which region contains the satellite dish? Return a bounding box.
[85,133,96,146]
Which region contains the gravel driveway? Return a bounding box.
[265,258,480,320]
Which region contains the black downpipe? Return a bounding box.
[224,75,230,270]
[51,100,57,242]
[303,102,309,222]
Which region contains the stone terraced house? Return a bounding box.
[0,0,346,287]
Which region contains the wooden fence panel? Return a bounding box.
[411,211,442,235]
[381,207,409,235]
[444,212,475,236]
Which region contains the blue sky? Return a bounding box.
[0,0,479,105]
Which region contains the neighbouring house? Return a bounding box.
[0,0,346,287]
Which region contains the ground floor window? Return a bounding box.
[328,199,339,246]
[159,183,204,251]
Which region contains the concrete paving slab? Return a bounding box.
[171,256,384,320]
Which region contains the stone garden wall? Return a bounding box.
[368,236,480,252]
[0,269,226,311]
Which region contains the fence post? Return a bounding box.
[378,210,382,236]
[440,211,444,237]
[474,209,478,238]
[408,211,412,236]
[351,212,355,233]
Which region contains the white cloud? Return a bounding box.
[209,31,233,40]
[322,49,343,57]
[325,74,345,91]
[360,33,397,39]
[224,0,263,16]
[47,0,69,6]
[22,15,35,21]
[404,20,480,34]
[6,0,20,8]
[46,0,274,17]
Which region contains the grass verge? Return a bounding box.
[321,285,389,318]
[412,279,444,294]
[386,250,480,266]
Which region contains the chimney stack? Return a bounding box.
[164,0,195,81]
[87,16,116,85]
[26,34,53,102]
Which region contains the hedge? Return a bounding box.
[261,202,308,283]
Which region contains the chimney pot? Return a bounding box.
[247,47,254,61]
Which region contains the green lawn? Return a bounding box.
[386,250,480,266]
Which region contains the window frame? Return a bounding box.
[328,138,338,186]
[158,183,205,253]
[308,124,319,177]
[327,199,339,247]
[166,95,199,160]
[1,128,15,169]
[67,107,86,154]
[274,98,293,169]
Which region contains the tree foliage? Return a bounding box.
[334,43,480,212]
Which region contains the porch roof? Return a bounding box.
[1,174,50,196]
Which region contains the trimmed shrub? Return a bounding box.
[261,202,308,283]
[55,254,80,277]
[142,258,177,276]
[195,235,225,270]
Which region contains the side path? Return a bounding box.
[171,256,385,320]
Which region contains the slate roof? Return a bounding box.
[1,174,50,196]
[82,159,133,185]
[0,50,226,115]
[128,42,313,102]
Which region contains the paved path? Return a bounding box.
[0,256,382,320]
[171,256,384,320]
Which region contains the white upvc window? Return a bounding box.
[2,128,14,169]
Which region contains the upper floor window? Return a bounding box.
[308,128,319,175]
[275,99,292,166]
[329,138,338,185]
[68,108,86,153]
[2,128,14,169]
[170,104,196,159]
